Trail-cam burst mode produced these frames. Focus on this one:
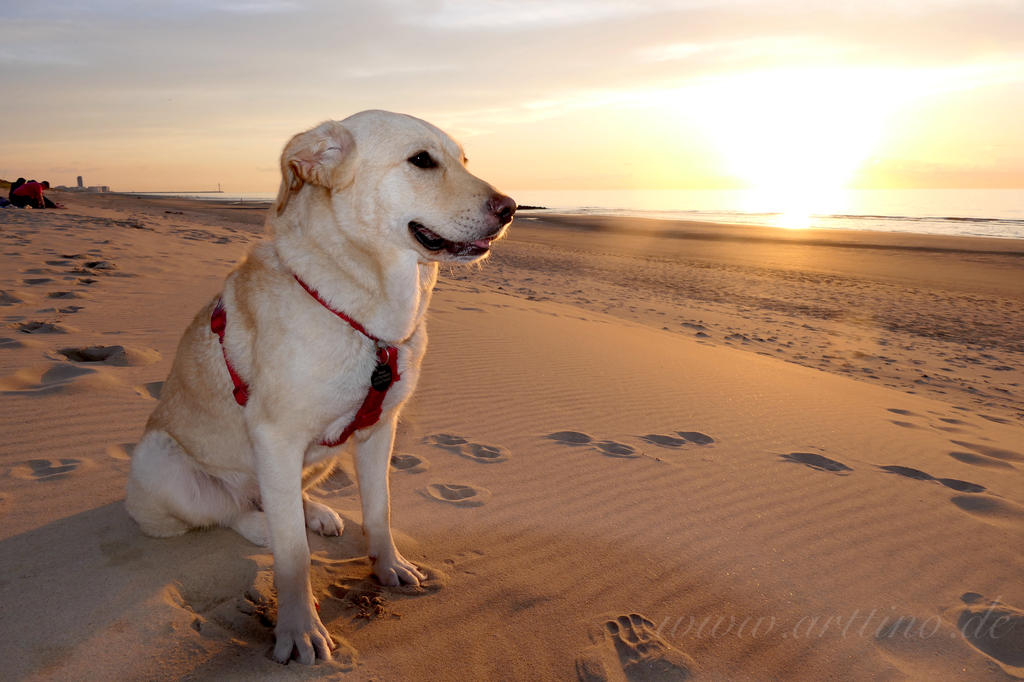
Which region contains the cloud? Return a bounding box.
[386,0,646,29]
[215,1,301,13]
[638,37,857,65]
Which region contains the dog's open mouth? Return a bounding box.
[408,221,493,259]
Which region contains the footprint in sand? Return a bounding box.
[425,433,468,447]
[676,431,714,445]
[315,468,356,495]
[874,594,1024,679]
[57,344,160,366]
[457,443,509,463]
[948,450,1015,470]
[0,363,105,394]
[950,440,1024,463]
[420,482,491,507]
[22,278,54,286]
[545,431,639,458]
[423,433,509,464]
[949,495,1024,528]
[17,321,72,334]
[391,453,429,473]
[954,594,1024,675]
[641,431,715,448]
[640,434,689,448]
[887,408,919,417]
[592,440,639,458]
[169,562,358,668]
[576,613,697,681]
[59,345,128,363]
[0,291,23,306]
[780,452,852,474]
[931,422,970,433]
[878,465,986,493]
[0,337,25,349]
[545,431,593,446]
[322,553,444,609]
[134,381,164,400]
[12,458,81,481]
[72,260,118,275]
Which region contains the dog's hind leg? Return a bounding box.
[125,429,255,539]
[229,509,270,546]
[125,476,191,538]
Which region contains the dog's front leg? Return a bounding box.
[355,416,427,586]
[252,425,334,664]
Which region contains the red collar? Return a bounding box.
[293,274,382,345]
[292,274,399,370]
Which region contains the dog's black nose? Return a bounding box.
[488,194,517,226]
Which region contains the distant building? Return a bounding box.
[54,182,109,193]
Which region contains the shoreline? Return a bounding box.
[519,211,1024,254]
[51,189,1024,248]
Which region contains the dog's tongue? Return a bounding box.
[471,239,492,249]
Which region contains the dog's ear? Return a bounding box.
[275,121,356,215]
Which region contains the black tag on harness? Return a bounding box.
[370,363,393,391]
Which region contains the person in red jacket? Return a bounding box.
[11,180,59,208]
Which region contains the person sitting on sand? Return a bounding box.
[10,180,60,209]
[8,177,26,204]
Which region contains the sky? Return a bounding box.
[2,0,1023,194]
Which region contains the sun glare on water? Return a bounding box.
[687,67,902,228]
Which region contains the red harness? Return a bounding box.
[209,276,401,448]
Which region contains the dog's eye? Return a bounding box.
[408,151,438,169]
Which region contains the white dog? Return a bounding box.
[125,110,515,663]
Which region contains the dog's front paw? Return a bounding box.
[303,498,343,536]
[372,549,426,587]
[273,602,334,664]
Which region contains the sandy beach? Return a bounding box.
[1,191,1022,680]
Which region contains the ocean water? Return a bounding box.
[511,189,1024,240]
[132,188,1024,240]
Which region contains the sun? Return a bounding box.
[684,67,899,227]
